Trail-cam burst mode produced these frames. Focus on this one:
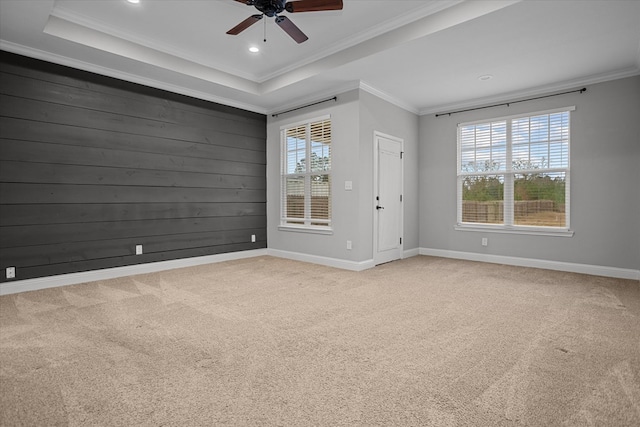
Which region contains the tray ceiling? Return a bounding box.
[1,0,639,114]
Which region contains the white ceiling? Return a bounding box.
[1,0,639,115]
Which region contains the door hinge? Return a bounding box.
[400,151,404,159]
[400,237,402,244]
[400,194,403,202]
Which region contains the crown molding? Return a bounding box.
[265,80,362,117]
[0,40,268,115]
[359,81,419,115]
[50,5,258,82]
[264,79,420,121]
[420,66,640,116]
[43,15,260,94]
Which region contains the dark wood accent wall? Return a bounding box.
[0,51,267,282]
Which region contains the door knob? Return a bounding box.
[376,205,384,210]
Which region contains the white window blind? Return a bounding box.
[281,116,331,229]
[457,108,572,231]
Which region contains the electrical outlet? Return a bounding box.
[346,240,352,250]
[481,238,488,247]
[6,266,16,279]
[135,244,143,255]
[251,234,256,243]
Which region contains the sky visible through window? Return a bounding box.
[460,112,569,175]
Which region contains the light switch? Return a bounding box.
[345,180,353,191]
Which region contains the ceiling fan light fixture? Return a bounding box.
[249,46,260,53]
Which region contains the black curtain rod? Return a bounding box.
[272,96,337,117]
[435,88,587,118]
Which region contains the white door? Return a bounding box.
[373,132,403,265]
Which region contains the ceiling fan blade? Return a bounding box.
[233,0,253,4]
[275,16,308,43]
[226,14,263,35]
[285,0,343,13]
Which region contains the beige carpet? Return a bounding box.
[1,255,639,426]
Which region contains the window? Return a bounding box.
[457,107,573,234]
[281,116,331,231]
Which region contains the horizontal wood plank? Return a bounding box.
[0,183,266,205]
[0,95,266,153]
[0,139,265,176]
[1,216,267,247]
[0,228,267,267]
[0,203,266,226]
[0,116,265,156]
[0,72,266,138]
[0,161,266,190]
[0,52,265,126]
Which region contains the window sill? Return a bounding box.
[455,224,574,237]
[278,225,334,235]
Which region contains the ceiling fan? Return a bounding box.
[227,0,344,44]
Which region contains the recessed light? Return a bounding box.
[478,74,493,81]
[249,46,260,53]
[127,0,140,4]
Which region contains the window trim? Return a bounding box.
[454,224,574,237]
[280,114,332,233]
[456,106,574,235]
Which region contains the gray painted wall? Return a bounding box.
[267,88,420,264]
[267,90,363,261]
[419,75,640,270]
[359,90,420,256]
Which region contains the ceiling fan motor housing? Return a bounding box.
[254,0,287,17]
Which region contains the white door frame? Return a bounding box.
[373,131,404,265]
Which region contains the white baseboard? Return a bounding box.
[403,248,420,258]
[419,248,640,281]
[7,246,630,296]
[268,247,420,271]
[267,249,375,271]
[0,249,268,296]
